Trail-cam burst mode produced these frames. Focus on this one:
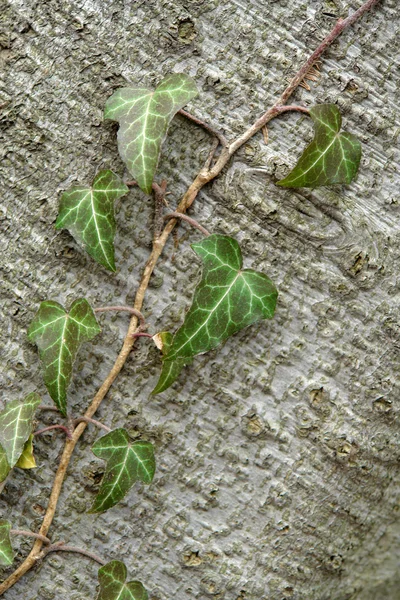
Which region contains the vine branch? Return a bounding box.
[0,0,381,594]
[163,212,211,236]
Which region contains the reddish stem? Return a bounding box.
[34,425,72,439]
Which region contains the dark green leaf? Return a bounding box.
[55,170,129,271]
[28,299,101,416]
[0,520,14,566]
[152,332,190,395]
[153,235,278,393]
[15,435,36,469]
[277,104,361,188]
[97,561,148,600]
[89,428,155,513]
[0,446,10,484]
[104,73,198,194]
[0,393,40,468]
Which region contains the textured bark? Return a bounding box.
[1,1,399,599]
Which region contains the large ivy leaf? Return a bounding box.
[97,561,148,600]
[28,299,101,416]
[15,435,36,469]
[0,520,14,566]
[89,428,155,513]
[55,170,129,271]
[153,235,278,394]
[0,393,40,468]
[0,446,10,484]
[104,73,198,194]
[277,104,361,188]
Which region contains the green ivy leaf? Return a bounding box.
[153,234,278,393]
[0,520,14,566]
[0,393,40,468]
[277,104,361,188]
[0,446,10,484]
[97,561,148,600]
[15,435,36,469]
[89,428,155,513]
[55,170,129,271]
[28,299,101,416]
[151,332,190,395]
[104,73,198,194]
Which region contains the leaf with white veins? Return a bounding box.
[55,170,129,271]
[104,73,198,194]
[0,520,14,566]
[28,299,101,415]
[277,104,361,188]
[89,428,155,513]
[0,393,40,468]
[97,561,148,600]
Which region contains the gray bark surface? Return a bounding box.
[0,0,399,599]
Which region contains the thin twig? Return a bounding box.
[164,212,210,236]
[94,306,146,330]
[37,406,60,413]
[131,332,154,340]
[153,179,168,239]
[178,108,228,147]
[0,1,382,594]
[73,417,111,433]
[34,425,72,439]
[10,530,51,545]
[44,542,106,566]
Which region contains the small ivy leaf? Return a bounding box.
[104,73,198,194]
[15,435,36,469]
[89,428,155,513]
[0,393,41,468]
[97,560,148,600]
[276,104,361,188]
[0,446,10,484]
[153,235,278,393]
[151,332,191,394]
[55,170,129,271]
[0,520,14,566]
[28,299,101,416]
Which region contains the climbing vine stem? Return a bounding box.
[0,0,382,594]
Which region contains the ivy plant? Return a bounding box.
[0,1,381,597]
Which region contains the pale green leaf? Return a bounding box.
[0,393,40,468]
[97,561,148,600]
[28,299,101,416]
[153,235,278,393]
[104,73,198,194]
[277,104,361,188]
[55,170,129,271]
[89,428,155,513]
[15,435,36,469]
[0,520,14,566]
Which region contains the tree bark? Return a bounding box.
[1,0,399,599]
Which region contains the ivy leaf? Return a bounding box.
[15,435,36,469]
[104,73,198,194]
[97,561,148,600]
[28,299,101,416]
[0,393,40,468]
[89,428,155,513]
[0,520,14,566]
[277,104,361,188]
[0,446,10,484]
[55,170,129,271]
[153,235,278,393]
[152,332,191,395]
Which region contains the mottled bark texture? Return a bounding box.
[1,1,399,599]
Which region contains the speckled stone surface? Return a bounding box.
[1,1,399,599]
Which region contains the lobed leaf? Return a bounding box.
[15,435,36,469]
[0,520,14,566]
[89,428,155,513]
[28,299,101,416]
[153,235,278,393]
[0,393,40,468]
[55,170,129,271]
[97,561,148,600]
[277,104,361,188]
[104,73,198,194]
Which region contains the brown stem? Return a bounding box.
[73,417,111,433]
[44,542,106,566]
[131,332,154,340]
[0,1,381,594]
[153,179,168,239]
[94,306,146,330]
[178,108,228,147]
[163,212,210,236]
[10,530,51,545]
[34,425,72,439]
[37,406,60,413]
